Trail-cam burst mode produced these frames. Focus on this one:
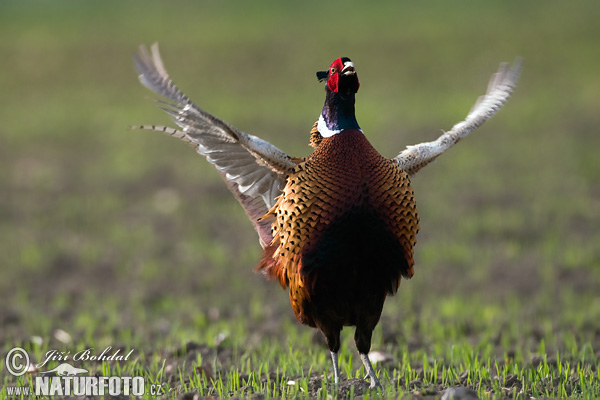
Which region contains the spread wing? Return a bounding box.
[134,43,297,247]
[394,58,522,176]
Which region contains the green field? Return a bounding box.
[1,1,599,398]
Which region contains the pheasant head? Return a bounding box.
[316,57,360,95]
[316,57,361,137]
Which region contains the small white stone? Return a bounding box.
[54,329,72,344]
[368,350,393,365]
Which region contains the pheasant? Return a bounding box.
[134,44,521,389]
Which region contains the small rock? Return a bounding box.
[442,386,479,400]
[54,329,71,344]
[31,336,43,345]
[368,350,394,365]
[214,332,228,346]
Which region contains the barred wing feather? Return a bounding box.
[394,58,522,175]
[134,44,296,247]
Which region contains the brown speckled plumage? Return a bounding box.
[308,121,323,148]
[258,129,418,354]
[135,45,521,388]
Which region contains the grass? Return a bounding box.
[1,0,600,398]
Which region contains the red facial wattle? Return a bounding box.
[328,72,340,92]
[327,58,344,92]
[327,58,359,93]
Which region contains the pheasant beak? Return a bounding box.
[342,62,356,76]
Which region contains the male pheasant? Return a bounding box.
[134,44,521,389]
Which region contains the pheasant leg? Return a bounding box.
[330,351,340,384]
[360,352,382,389]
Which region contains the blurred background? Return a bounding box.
[1,0,598,367]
